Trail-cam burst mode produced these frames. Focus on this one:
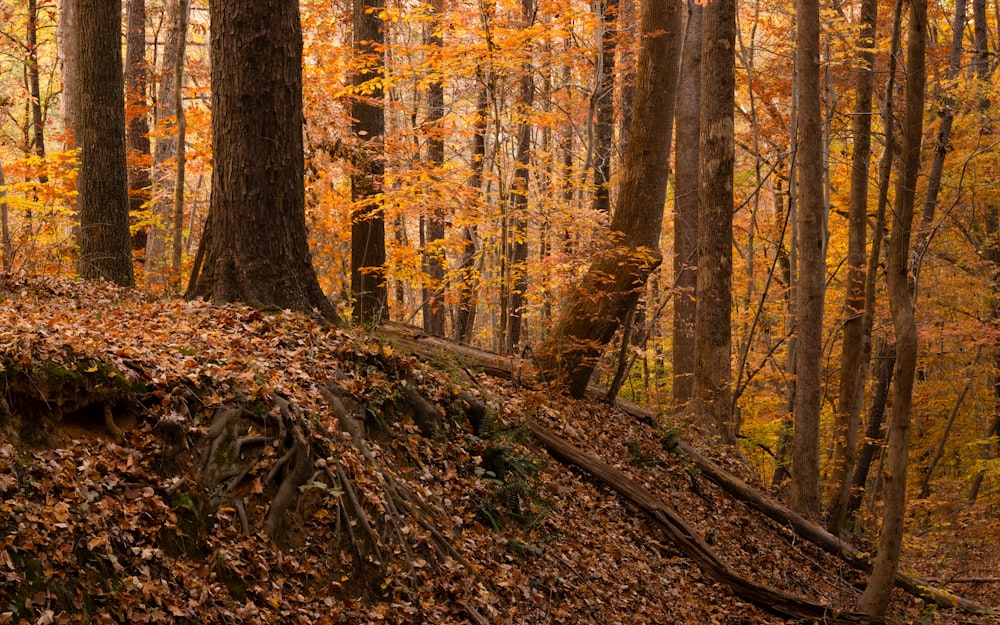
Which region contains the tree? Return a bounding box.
[590,0,619,215]
[421,0,446,337]
[671,0,701,417]
[692,0,736,443]
[124,0,151,253]
[145,0,190,282]
[187,0,334,318]
[350,0,388,324]
[826,0,878,533]
[76,0,134,287]
[57,0,77,145]
[537,0,681,397]
[790,0,825,519]
[859,0,926,613]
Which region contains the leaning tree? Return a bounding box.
[187,0,334,318]
[537,0,681,397]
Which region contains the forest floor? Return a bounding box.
[0,274,997,625]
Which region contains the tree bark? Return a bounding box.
[454,72,488,343]
[187,0,334,318]
[692,0,736,443]
[671,0,702,417]
[125,0,151,253]
[76,0,134,287]
[27,0,47,172]
[0,161,11,272]
[536,0,681,398]
[859,0,926,613]
[350,0,388,325]
[790,0,826,520]
[826,0,878,535]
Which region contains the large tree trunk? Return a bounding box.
[350,0,388,325]
[826,0,878,535]
[76,0,134,287]
[124,0,151,254]
[536,0,681,398]
[671,0,701,417]
[692,0,736,443]
[421,0,446,337]
[187,0,333,318]
[859,0,925,613]
[145,0,189,282]
[790,0,826,520]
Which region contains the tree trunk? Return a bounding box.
[537,0,680,398]
[859,0,925,613]
[847,336,895,522]
[27,0,47,173]
[125,0,151,253]
[671,0,702,417]
[454,73,488,343]
[506,0,535,353]
[826,0,878,535]
[0,161,11,272]
[692,0,736,443]
[145,0,189,281]
[590,0,618,215]
[350,0,388,325]
[57,0,78,146]
[76,0,134,287]
[421,0,446,337]
[187,0,334,318]
[789,0,826,520]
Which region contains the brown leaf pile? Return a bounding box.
[0,275,994,624]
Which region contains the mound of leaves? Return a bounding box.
[0,275,995,625]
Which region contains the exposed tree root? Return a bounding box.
[530,424,881,624]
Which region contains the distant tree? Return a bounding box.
[350,0,388,324]
[124,0,151,253]
[537,0,681,397]
[57,0,77,145]
[421,0,446,337]
[145,0,190,282]
[76,0,134,286]
[187,0,334,318]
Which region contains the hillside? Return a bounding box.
[0,275,995,624]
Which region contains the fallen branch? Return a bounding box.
[530,424,879,624]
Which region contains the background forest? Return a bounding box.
[0,0,999,619]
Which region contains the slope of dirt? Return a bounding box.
[0,275,995,624]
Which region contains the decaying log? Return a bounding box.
[530,424,880,624]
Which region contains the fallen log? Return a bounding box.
[530,424,880,624]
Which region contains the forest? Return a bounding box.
[0,0,999,622]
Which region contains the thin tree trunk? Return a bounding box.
[351,0,388,324]
[125,0,151,253]
[846,335,895,523]
[826,0,878,534]
[671,0,701,417]
[918,364,976,498]
[58,0,78,146]
[590,0,618,215]
[506,0,535,353]
[859,0,925,612]
[0,161,11,272]
[454,73,488,343]
[27,0,47,177]
[421,0,446,337]
[145,0,189,281]
[790,0,826,519]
